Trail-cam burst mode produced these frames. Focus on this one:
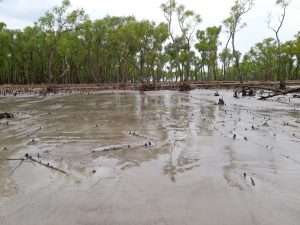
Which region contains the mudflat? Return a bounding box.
[0,90,299,225]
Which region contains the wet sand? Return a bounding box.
[0,90,300,225]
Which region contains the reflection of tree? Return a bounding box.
[162,94,216,182]
[165,141,177,183]
[163,139,201,183]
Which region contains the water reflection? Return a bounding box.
[0,91,217,187]
[2,90,300,225]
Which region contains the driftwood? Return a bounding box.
[93,144,130,152]
[92,131,155,153]
[259,87,300,100]
[6,155,68,175]
[92,140,154,153]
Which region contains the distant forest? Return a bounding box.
[0,0,299,85]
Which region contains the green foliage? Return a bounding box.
[223,0,254,83]
[0,0,299,84]
[195,26,222,80]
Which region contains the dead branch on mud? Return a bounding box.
[6,155,68,175]
[234,85,300,100]
[258,87,300,100]
[92,131,156,153]
[128,131,155,140]
[6,158,25,161]
[92,140,154,153]
[26,156,68,175]
[240,85,279,93]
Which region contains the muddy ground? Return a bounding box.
[0,90,300,225]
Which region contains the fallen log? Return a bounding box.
[259,87,300,100]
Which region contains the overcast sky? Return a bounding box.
[0,0,299,53]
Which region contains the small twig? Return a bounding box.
[6,158,25,161]
[11,160,25,174]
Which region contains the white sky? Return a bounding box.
[0,0,300,53]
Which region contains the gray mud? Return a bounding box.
[0,90,300,225]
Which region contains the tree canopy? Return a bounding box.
[0,0,299,85]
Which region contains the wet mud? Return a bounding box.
[0,90,300,225]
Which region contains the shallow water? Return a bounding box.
[0,90,300,225]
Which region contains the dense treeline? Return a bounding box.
[0,0,299,85]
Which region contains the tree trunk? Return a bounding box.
[48,47,55,84]
[232,33,243,84]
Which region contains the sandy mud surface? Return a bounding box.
[0,90,300,225]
